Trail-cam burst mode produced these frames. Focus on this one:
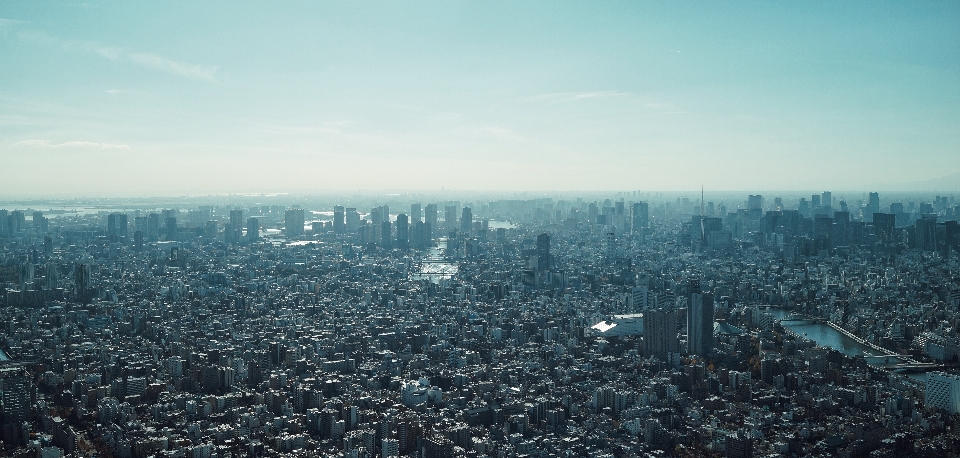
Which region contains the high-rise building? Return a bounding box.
[247,217,260,242]
[0,365,32,425]
[747,195,763,211]
[147,213,160,241]
[536,233,551,271]
[821,191,832,213]
[346,208,360,232]
[285,208,305,237]
[410,204,422,223]
[460,207,473,233]
[333,206,345,234]
[866,192,880,222]
[395,214,408,249]
[107,213,128,240]
[164,217,178,241]
[424,204,437,239]
[444,206,457,232]
[926,372,960,414]
[631,202,649,234]
[229,210,244,244]
[133,230,143,252]
[873,213,896,243]
[644,309,679,361]
[687,280,714,357]
[381,221,392,249]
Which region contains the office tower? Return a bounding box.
[821,191,832,213]
[424,204,437,239]
[866,192,880,222]
[811,194,822,213]
[133,230,143,252]
[588,203,599,224]
[247,217,260,242]
[9,210,25,234]
[205,220,218,239]
[0,365,32,426]
[43,235,52,257]
[747,195,763,211]
[165,217,177,241]
[630,202,649,235]
[380,221,392,249]
[74,263,91,303]
[107,213,128,240]
[228,209,244,244]
[33,211,48,233]
[687,280,714,357]
[334,206,345,234]
[926,372,960,414]
[444,206,457,232]
[44,262,58,290]
[395,213,408,249]
[285,208,305,237]
[460,207,473,233]
[345,208,360,232]
[410,203,422,223]
[536,233,551,271]
[643,309,679,361]
[873,213,896,243]
[147,213,160,241]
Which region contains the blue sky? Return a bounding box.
[1,1,958,196]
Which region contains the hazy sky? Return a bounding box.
[1,1,958,196]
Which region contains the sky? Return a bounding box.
[1,1,958,196]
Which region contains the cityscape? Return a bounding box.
[1,191,960,457]
[3,1,960,457]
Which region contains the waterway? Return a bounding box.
[0,347,9,361]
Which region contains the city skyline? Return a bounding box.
[2,1,959,196]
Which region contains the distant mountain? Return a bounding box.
[873,171,960,192]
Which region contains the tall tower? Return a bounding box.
[395,214,409,249]
[247,217,260,242]
[631,202,648,235]
[0,365,33,425]
[229,209,244,244]
[444,206,457,233]
[686,279,714,357]
[410,204,422,224]
[536,233,551,271]
[644,309,679,361]
[333,206,345,234]
[285,208,305,237]
[460,207,473,233]
[424,204,437,239]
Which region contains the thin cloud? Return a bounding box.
[14,139,130,149]
[527,91,632,103]
[6,24,218,82]
[128,52,219,82]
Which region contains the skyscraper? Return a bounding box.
[285,208,305,237]
[444,206,457,232]
[147,213,160,241]
[108,213,128,240]
[0,365,32,425]
[228,209,244,244]
[247,217,260,242]
[536,233,551,271]
[333,206,345,234]
[687,280,714,357]
[380,220,392,249]
[424,204,437,239]
[460,207,473,233]
[410,203,422,223]
[926,372,960,414]
[395,214,408,249]
[631,202,648,234]
[644,309,679,361]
